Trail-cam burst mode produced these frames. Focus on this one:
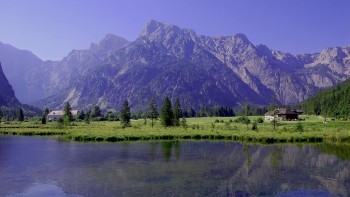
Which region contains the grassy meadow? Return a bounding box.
[0,115,350,144]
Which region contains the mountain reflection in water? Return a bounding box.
[0,136,349,196]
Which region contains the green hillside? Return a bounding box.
[301,79,350,118]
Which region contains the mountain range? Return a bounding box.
[1,20,349,111]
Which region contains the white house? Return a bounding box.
[47,110,79,121]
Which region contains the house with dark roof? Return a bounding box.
[264,108,303,121]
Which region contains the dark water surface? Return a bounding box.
[0,136,349,196]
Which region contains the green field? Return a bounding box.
[0,115,350,143]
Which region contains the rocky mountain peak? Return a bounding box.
[140,20,182,39]
[97,34,129,50]
[88,34,129,53]
[233,33,250,44]
[318,47,347,64]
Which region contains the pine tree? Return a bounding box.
[76,110,85,120]
[149,97,158,127]
[16,108,24,121]
[44,108,50,116]
[160,97,173,127]
[173,98,182,127]
[64,102,73,121]
[120,100,131,127]
[41,115,46,124]
[84,110,91,124]
[91,106,102,118]
[181,117,187,129]
[243,103,251,116]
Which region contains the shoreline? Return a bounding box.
[1,116,349,144]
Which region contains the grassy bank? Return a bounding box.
[0,116,350,143]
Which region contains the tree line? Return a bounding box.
[0,107,24,122]
[59,96,239,128]
[1,97,274,126]
[301,79,350,119]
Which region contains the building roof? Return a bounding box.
[264,111,275,116]
[48,110,64,116]
[277,108,298,115]
[265,108,303,116]
[48,110,79,116]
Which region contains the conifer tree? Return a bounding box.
[181,117,187,129]
[160,97,173,127]
[16,108,24,121]
[84,110,91,124]
[149,96,158,127]
[41,115,46,124]
[64,102,73,121]
[44,108,50,116]
[91,106,102,118]
[120,100,131,127]
[173,98,182,127]
[76,110,85,120]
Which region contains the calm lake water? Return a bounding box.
[0,136,349,197]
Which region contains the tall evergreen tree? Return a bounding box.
[91,106,102,118]
[173,98,182,127]
[64,102,73,121]
[84,110,91,124]
[41,115,47,124]
[120,100,131,127]
[76,110,85,120]
[0,107,2,123]
[16,108,24,121]
[44,108,50,116]
[160,97,173,127]
[243,103,251,116]
[181,117,187,129]
[149,97,158,127]
[189,107,196,118]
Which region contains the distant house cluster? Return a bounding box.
[47,110,79,121]
[265,108,303,121]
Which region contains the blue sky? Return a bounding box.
[1,0,349,60]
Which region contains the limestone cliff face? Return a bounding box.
[35,20,350,110]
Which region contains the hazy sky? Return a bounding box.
[1,0,349,60]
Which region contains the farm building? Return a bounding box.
[264,108,303,121]
[47,110,79,121]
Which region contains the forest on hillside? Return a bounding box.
[301,79,350,118]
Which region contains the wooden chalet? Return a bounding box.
[264,108,303,121]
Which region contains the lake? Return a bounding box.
[0,136,349,196]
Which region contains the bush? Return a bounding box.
[251,121,258,131]
[54,118,65,129]
[225,122,232,130]
[235,116,250,124]
[234,116,246,123]
[256,117,264,123]
[295,122,304,132]
[63,116,71,126]
[214,119,220,123]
